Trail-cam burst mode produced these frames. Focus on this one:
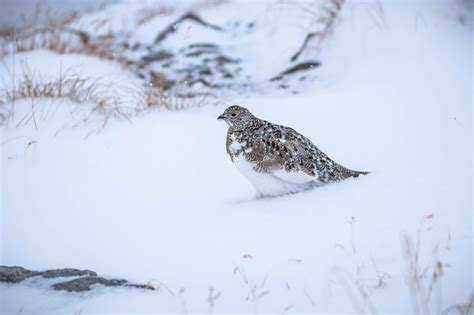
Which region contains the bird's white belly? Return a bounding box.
[232,155,318,198]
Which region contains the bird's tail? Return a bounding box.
[351,170,370,178]
[337,165,370,179]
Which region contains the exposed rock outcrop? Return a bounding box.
[0,265,154,293]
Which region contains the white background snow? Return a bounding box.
[0,0,472,314]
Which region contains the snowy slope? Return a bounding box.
[0,0,472,314]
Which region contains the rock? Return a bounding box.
[52,276,128,292]
[222,72,234,79]
[141,51,173,63]
[198,67,212,76]
[289,32,317,62]
[0,266,40,283]
[182,43,220,58]
[1,265,155,293]
[155,12,223,43]
[187,43,219,50]
[41,268,97,278]
[270,61,321,81]
[185,50,213,58]
[215,55,239,65]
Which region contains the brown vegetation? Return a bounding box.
[0,4,128,65]
[290,0,345,62]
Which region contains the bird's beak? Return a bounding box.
[217,114,225,120]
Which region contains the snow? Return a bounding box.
[1,0,472,314]
[231,153,315,198]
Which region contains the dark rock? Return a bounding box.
[270,61,320,81]
[155,12,223,43]
[0,266,40,283]
[161,62,173,68]
[126,283,156,290]
[188,43,219,50]
[131,43,141,50]
[1,265,155,293]
[290,32,317,62]
[41,268,97,279]
[185,50,212,58]
[215,55,239,65]
[223,72,234,79]
[198,67,212,76]
[189,78,220,88]
[52,276,128,292]
[179,44,219,55]
[52,276,155,292]
[141,51,173,62]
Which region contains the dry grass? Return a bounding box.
[0,3,80,40]
[231,254,273,313]
[136,4,175,26]
[290,0,345,61]
[0,3,128,65]
[0,61,222,128]
[141,81,223,111]
[333,216,386,314]
[401,214,474,315]
[333,214,472,314]
[401,214,441,314]
[207,286,221,315]
[0,3,222,124]
[0,65,128,127]
[0,1,228,124]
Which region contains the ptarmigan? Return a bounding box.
[218,105,369,198]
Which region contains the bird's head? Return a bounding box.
[217,105,255,129]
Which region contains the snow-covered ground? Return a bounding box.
[1,0,472,314]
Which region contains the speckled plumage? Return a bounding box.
[218,105,368,197]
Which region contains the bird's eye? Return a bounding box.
[231,113,237,117]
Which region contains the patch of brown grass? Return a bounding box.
[0,62,223,128]
[0,3,128,65]
[141,81,222,111]
[0,65,127,127]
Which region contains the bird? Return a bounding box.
[217,105,369,198]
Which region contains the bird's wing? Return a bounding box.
[248,122,365,184]
[270,125,367,182]
[246,123,319,182]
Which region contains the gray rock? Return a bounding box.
[1,265,154,293]
[0,266,40,283]
[270,61,321,81]
[41,268,97,278]
[155,13,223,43]
[52,276,128,292]
[141,51,173,63]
